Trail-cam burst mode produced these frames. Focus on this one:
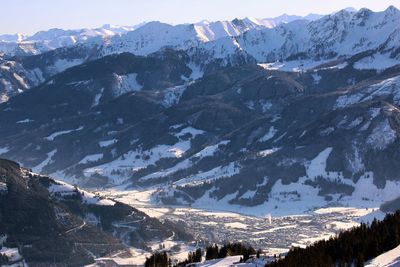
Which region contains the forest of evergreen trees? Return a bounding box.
[267,210,400,267]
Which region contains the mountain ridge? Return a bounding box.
[0,6,399,217]
[1,6,398,104]
[0,158,192,265]
[1,51,400,215]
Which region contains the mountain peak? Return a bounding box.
[0,33,25,42]
[343,7,358,13]
[141,20,170,27]
[357,7,373,15]
[242,16,260,23]
[385,5,400,14]
[195,19,211,26]
[303,13,324,21]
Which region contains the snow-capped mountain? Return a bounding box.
[261,12,323,26]
[3,5,400,266]
[0,12,323,57]
[27,6,398,75]
[192,12,324,42]
[0,6,399,105]
[100,14,323,56]
[0,12,326,101]
[0,6,399,215]
[191,6,400,65]
[25,24,142,43]
[0,24,140,56]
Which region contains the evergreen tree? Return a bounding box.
[0,254,8,266]
[194,248,202,262]
[145,251,170,267]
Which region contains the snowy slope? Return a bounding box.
[99,12,326,58]
[0,24,140,56]
[102,18,275,56]
[192,6,400,66]
[2,7,398,103]
[365,244,400,267]
[260,13,323,28]
[0,12,320,57]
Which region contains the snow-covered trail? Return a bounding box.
[65,221,86,234]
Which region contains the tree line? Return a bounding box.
[144,242,257,267]
[205,243,256,261]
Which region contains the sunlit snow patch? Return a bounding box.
[79,154,103,164]
[48,179,115,206]
[84,126,205,184]
[354,52,400,70]
[33,149,57,173]
[45,126,83,141]
[99,139,118,147]
[0,147,9,155]
[16,118,34,124]
[365,244,400,267]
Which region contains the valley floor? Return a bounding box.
[97,188,388,265]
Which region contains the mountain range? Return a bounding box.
[1,5,400,265]
[0,6,400,214]
[0,12,325,56]
[0,12,326,102]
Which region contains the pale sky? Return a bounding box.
[2,0,400,35]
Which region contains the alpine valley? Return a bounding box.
[1,5,400,267]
